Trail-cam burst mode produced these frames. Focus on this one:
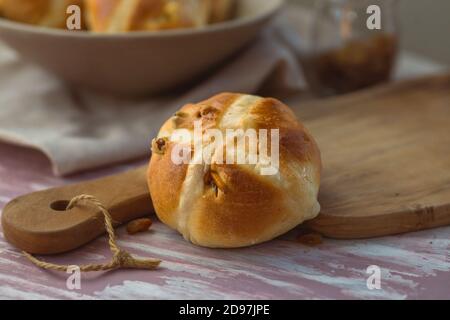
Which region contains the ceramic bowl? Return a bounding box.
[0,0,284,97]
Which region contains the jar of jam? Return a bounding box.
[301,0,399,96]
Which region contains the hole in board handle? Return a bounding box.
[50,200,70,211]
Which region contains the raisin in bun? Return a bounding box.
[148,93,322,248]
[85,0,213,33]
[1,0,83,28]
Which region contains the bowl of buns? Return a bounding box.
[0,0,284,96]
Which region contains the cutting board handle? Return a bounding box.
[1,166,152,255]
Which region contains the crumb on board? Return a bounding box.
[126,218,153,235]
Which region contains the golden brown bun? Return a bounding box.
[85,0,212,33]
[1,0,83,28]
[148,93,322,248]
[209,0,235,23]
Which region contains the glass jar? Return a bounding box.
[301,0,399,96]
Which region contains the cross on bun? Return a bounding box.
[1,0,83,28]
[85,0,234,33]
[148,93,322,248]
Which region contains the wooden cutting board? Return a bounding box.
[302,74,450,238]
[2,74,450,254]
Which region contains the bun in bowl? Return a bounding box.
[85,0,236,33]
[1,0,83,29]
[0,0,236,32]
[148,93,322,248]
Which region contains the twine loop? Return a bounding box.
[23,194,161,273]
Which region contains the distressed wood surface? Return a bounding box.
[0,142,449,299]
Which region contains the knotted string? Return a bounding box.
[23,195,161,272]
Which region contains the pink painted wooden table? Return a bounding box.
[0,143,449,300]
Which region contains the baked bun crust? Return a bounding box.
[85,0,232,33]
[148,93,322,248]
[209,0,235,23]
[1,0,83,28]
